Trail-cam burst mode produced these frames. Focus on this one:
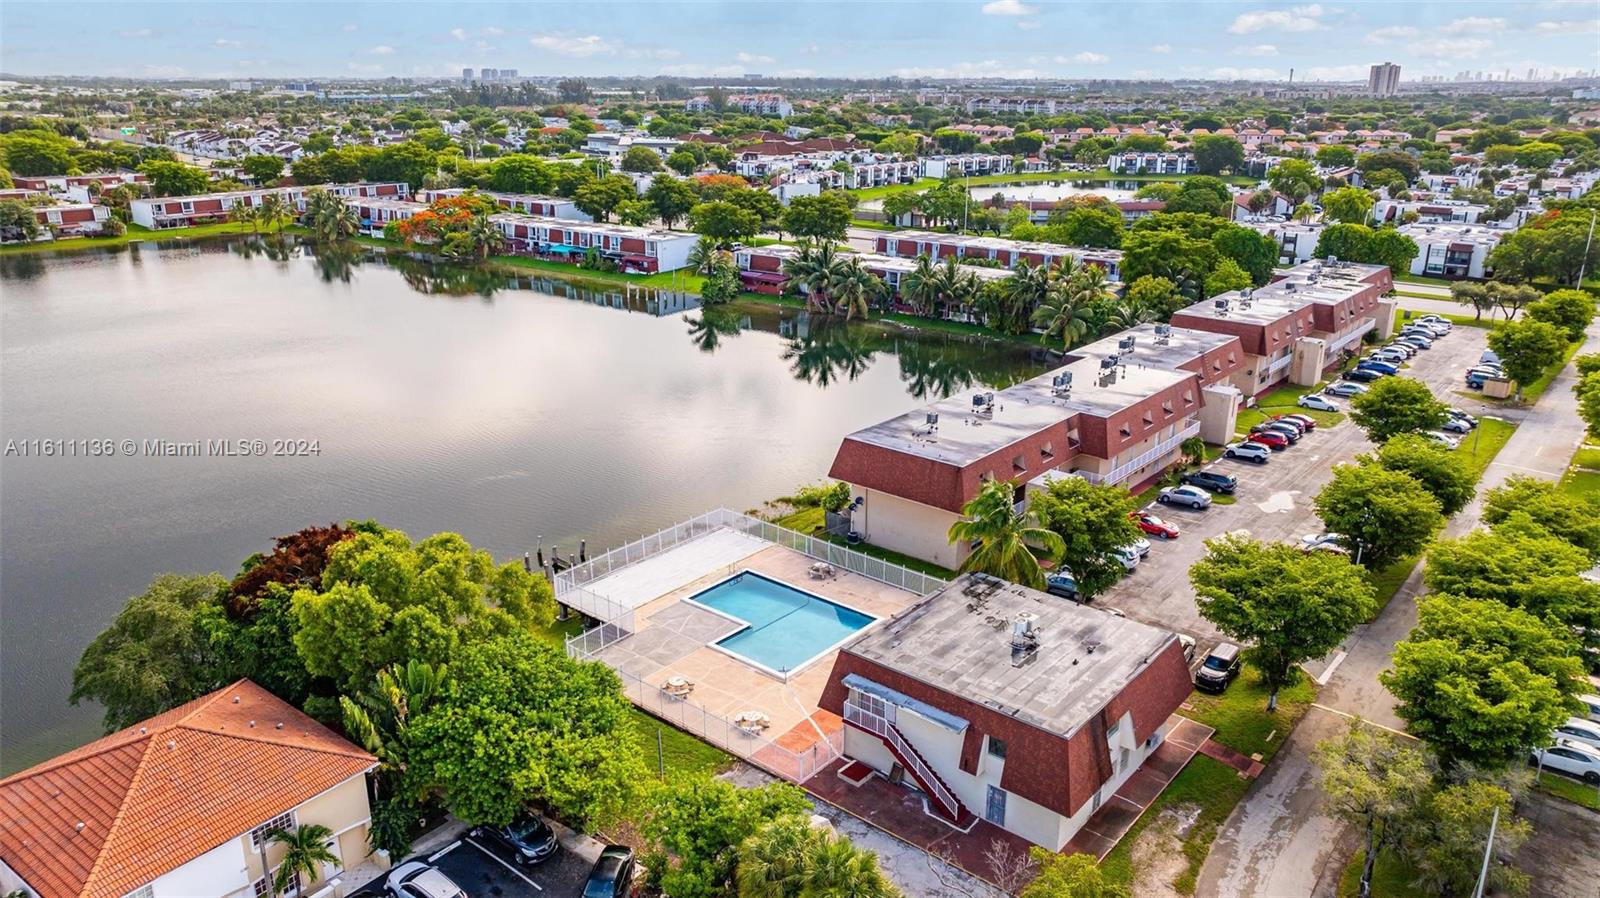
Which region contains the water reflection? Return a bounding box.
[781,317,880,388]
[684,307,749,353]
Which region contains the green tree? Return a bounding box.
[490,155,555,194]
[641,777,810,898]
[240,154,285,185]
[1051,206,1124,248]
[1210,225,1278,285]
[1164,177,1232,217]
[616,198,657,227]
[1268,159,1320,204]
[1191,134,1245,175]
[1032,263,1112,348]
[1403,782,1530,898]
[1356,150,1419,184]
[735,816,818,898]
[362,141,438,190]
[267,824,339,897]
[139,160,209,197]
[1487,318,1568,399]
[1525,288,1595,342]
[780,193,851,244]
[690,200,762,243]
[1369,434,1476,516]
[621,145,664,173]
[0,199,43,243]
[1315,144,1355,168]
[1322,186,1375,225]
[1021,849,1128,898]
[1314,463,1443,569]
[666,149,700,176]
[1204,258,1252,297]
[1124,274,1187,320]
[1313,721,1431,898]
[70,573,231,732]
[881,191,920,224]
[1513,141,1563,169]
[412,632,644,827]
[1348,376,1449,443]
[699,253,742,305]
[574,174,638,223]
[1191,535,1376,710]
[1485,475,1600,561]
[645,175,699,228]
[1027,475,1144,600]
[947,479,1065,590]
[1449,281,1495,322]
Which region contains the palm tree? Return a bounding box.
[232,203,263,234]
[946,479,1064,590]
[314,202,360,244]
[929,257,980,321]
[832,257,881,320]
[465,214,505,260]
[736,817,819,898]
[1032,286,1092,349]
[687,235,720,275]
[1104,294,1154,331]
[266,823,338,897]
[996,259,1052,333]
[797,832,902,898]
[896,254,940,317]
[259,193,290,234]
[782,242,849,314]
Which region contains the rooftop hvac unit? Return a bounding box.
[1100,356,1118,370]
[1118,336,1136,352]
[972,391,995,408]
[1214,298,1230,311]
[1154,323,1172,336]
[1052,372,1073,394]
[925,412,940,427]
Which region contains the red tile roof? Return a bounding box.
[0,680,375,898]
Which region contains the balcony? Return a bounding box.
[1077,419,1201,486]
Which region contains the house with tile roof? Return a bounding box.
[0,680,377,898]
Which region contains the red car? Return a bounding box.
[1276,413,1317,431]
[1131,510,1180,539]
[1247,430,1290,451]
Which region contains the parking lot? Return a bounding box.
[1097,317,1495,654]
[353,829,600,898]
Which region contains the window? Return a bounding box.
[987,736,1008,760]
[1118,423,1132,438]
[1161,401,1173,417]
[1041,442,1054,460]
[1141,412,1154,428]
[1012,454,1027,473]
[123,886,154,898]
[981,470,995,483]
[250,810,295,848]
[1183,390,1196,406]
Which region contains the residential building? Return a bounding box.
[29,202,111,238]
[128,182,409,229]
[1396,222,1502,279]
[1107,152,1197,175]
[417,188,592,221]
[874,231,1123,281]
[1242,220,1327,265]
[685,94,793,118]
[1169,259,1395,395]
[13,173,146,194]
[1368,63,1402,97]
[1372,198,1486,224]
[964,97,1061,116]
[733,244,1013,297]
[919,154,1014,179]
[0,680,376,898]
[489,213,699,273]
[817,574,1194,848]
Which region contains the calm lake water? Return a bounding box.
[0,238,1042,771]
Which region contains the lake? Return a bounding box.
[0,237,1042,772]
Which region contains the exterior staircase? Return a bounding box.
[843,700,975,827]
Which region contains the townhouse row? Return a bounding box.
[127,182,411,229]
[826,258,1394,569]
[872,230,1125,281]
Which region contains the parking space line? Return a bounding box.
[466,837,544,891]
[1313,651,1347,686]
[428,839,463,863]
[1309,703,1418,740]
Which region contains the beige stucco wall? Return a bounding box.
[848,487,966,570]
[241,773,372,886]
[1290,337,1327,386]
[1375,298,1399,339]
[1199,384,1241,444]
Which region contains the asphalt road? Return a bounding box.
[1193,316,1600,898]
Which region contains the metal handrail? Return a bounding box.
[843,700,960,819]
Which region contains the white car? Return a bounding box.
[1124,536,1152,558]
[1158,484,1213,509]
[1441,417,1472,434]
[1372,348,1408,364]
[1531,739,1600,784]
[1323,381,1368,398]
[1554,717,1600,751]
[1109,545,1140,571]
[1418,315,1453,331]
[1299,394,1341,412]
[1224,441,1272,464]
[1299,532,1345,552]
[386,862,468,898]
[1424,431,1462,450]
[1579,694,1600,724]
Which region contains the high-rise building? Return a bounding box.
[1367,62,1401,97]
[481,68,498,80]
[462,68,473,82]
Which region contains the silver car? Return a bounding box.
[1158,485,1213,509]
[386,862,468,898]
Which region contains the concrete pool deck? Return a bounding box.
[576,528,926,777]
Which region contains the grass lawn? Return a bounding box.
[1337,849,1426,898]
[1571,447,1600,469]
[1099,756,1250,895]
[1535,770,1600,811]
[1392,272,1454,288]
[1519,339,1584,403]
[1452,416,1516,479]
[1182,663,1316,762]
[1392,308,1491,330]
[1236,380,1346,434]
[771,506,957,579]
[1363,553,1421,618]
[1559,467,1600,502]
[0,220,307,254]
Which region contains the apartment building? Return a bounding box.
[964,97,1061,115]
[685,94,793,118]
[490,213,699,273]
[1395,222,1503,279]
[1243,220,1326,265]
[417,187,591,221]
[874,231,1123,281]
[733,244,1013,297]
[1106,152,1197,175]
[12,172,146,197]
[1373,198,1485,224]
[920,154,1014,179]
[128,182,409,229]
[0,680,376,898]
[817,574,1193,849]
[30,202,112,238]
[1170,259,1395,395]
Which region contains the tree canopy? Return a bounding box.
[1026,476,1144,600]
[1314,463,1443,569]
[1349,376,1449,443]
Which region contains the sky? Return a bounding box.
[2,1,1598,83]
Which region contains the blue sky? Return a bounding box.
[3,2,1597,82]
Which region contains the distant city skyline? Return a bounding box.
[2,1,1598,83]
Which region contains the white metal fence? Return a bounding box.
[620,666,845,783]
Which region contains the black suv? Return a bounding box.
[1194,643,1242,693]
[473,814,558,865]
[584,845,637,898]
[1181,470,1237,494]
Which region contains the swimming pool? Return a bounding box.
[688,571,875,676]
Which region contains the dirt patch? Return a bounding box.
[1130,803,1203,898]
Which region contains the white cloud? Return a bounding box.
[1444,16,1505,33]
[1064,51,1109,64]
[1016,19,1043,30]
[367,45,395,55]
[449,27,466,40]
[1413,37,1492,58]
[1234,43,1279,56]
[341,23,358,32]
[981,0,1038,16]
[1365,24,1418,43]
[625,47,681,60]
[121,28,153,38]
[1228,4,1326,34]
[1535,19,1600,33]
[1149,43,1173,53]
[737,51,776,64]
[528,32,616,56]
[1210,66,1283,80]
[214,38,242,48]
[483,26,505,36]
[142,64,188,77]
[802,43,820,54]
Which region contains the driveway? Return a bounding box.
[1194,316,1600,898]
[351,824,604,898]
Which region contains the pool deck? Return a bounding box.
[581,530,925,776]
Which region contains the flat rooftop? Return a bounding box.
[883,230,1124,264]
[1067,323,1238,372]
[845,574,1178,737]
[843,356,1193,467]
[1174,259,1386,325]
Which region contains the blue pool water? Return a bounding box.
[691,571,875,673]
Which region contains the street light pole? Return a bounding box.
[1577,208,1597,286]
[1470,805,1499,898]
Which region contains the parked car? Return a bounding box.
[1224,441,1272,463]
[473,814,559,866]
[1371,349,1408,365]
[1181,470,1238,494]
[1109,544,1141,571]
[1357,359,1400,376]
[1251,424,1298,445]
[1132,509,1183,538]
[1469,363,1505,377]
[1298,394,1341,412]
[1531,740,1600,784]
[1403,324,1445,339]
[1384,341,1418,358]
[1480,349,1501,365]
[1465,370,1493,390]
[1407,319,1449,335]
[1441,417,1472,434]
[1446,409,1478,428]
[1046,573,1081,601]
[1578,694,1600,724]
[1418,314,1454,331]
[1265,416,1306,436]
[1299,532,1345,553]
[386,862,468,898]
[1178,633,1197,664]
[1194,643,1242,693]
[584,846,639,898]
[1346,368,1384,383]
[1324,381,1368,397]
[1424,431,1462,450]
[1278,413,1318,431]
[1246,430,1290,451]
[1554,717,1600,752]
[1395,335,1432,350]
[1158,484,1213,509]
